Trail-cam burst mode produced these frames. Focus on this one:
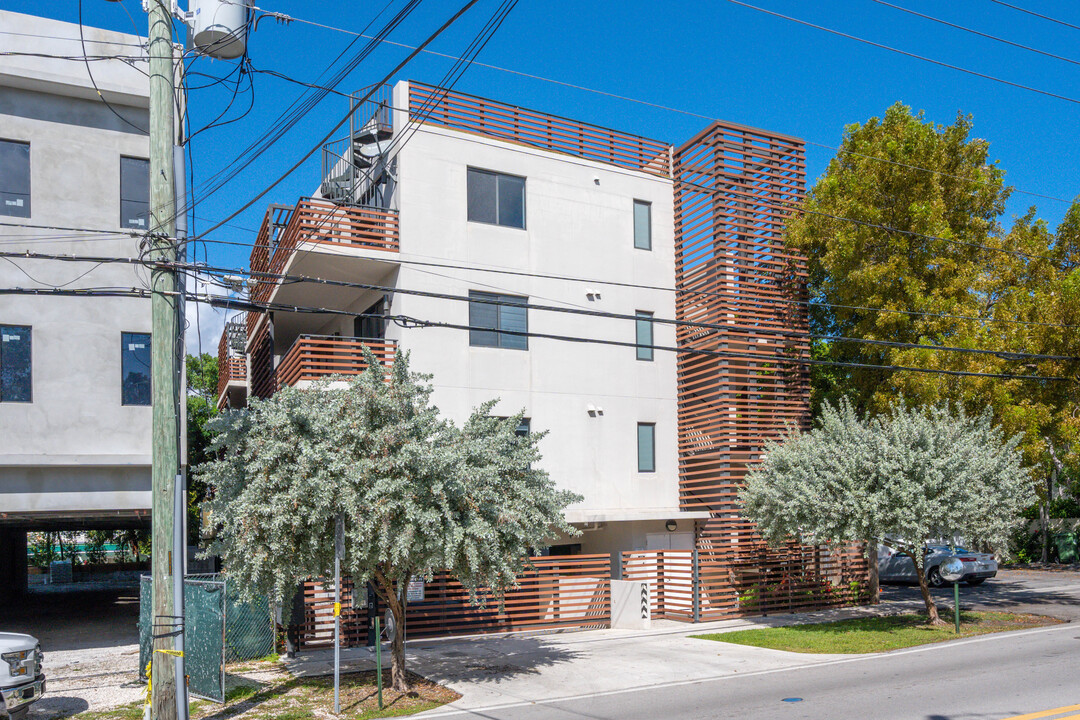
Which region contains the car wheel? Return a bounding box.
[967,578,986,586]
[927,567,945,588]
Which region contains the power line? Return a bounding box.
[722,0,1080,106]
[77,0,148,134]
[987,0,1080,32]
[872,0,1080,67]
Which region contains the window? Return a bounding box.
[120,157,150,229]
[636,311,654,361]
[0,325,32,402]
[637,423,655,473]
[0,140,31,218]
[121,332,151,405]
[515,417,530,437]
[633,200,651,250]
[469,291,528,350]
[467,168,525,229]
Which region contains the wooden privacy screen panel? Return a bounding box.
[409,81,672,178]
[621,550,694,621]
[294,554,611,648]
[673,121,869,617]
[248,320,275,400]
[276,337,396,388]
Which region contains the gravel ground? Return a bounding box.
[29,643,146,718]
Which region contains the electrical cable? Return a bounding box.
[77,0,148,134]
[987,0,1080,32]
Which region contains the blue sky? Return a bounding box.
[9,0,1080,346]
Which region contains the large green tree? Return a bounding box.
[186,352,218,542]
[787,103,1080,552]
[740,401,1032,623]
[197,350,580,689]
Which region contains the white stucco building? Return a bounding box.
[234,81,711,559]
[0,11,151,600]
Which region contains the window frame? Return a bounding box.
[120,156,151,230]
[120,331,152,406]
[0,139,31,218]
[469,291,529,350]
[0,324,32,403]
[637,422,656,473]
[467,167,527,230]
[635,311,654,361]
[633,199,652,250]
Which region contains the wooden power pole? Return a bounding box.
[148,0,179,717]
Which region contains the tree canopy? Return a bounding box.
[787,102,1080,470]
[196,349,580,688]
[740,400,1032,622]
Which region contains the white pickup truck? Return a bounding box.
[0,633,44,719]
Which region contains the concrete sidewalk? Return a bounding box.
[283,602,914,714]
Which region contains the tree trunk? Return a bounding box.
[375,569,410,692]
[866,541,879,604]
[912,557,944,625]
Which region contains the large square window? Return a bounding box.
[633,200,651,250]
[0,325,32,402]
[469,291,528,350]
[0,140,31,218]
[636,311,654,361]
[467,168,525,229]
[121,332,151,405]
[120,157,150,230]
[637,422,656,473]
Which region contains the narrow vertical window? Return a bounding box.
[637,423,656,472]
[121,332,151,405]
[0,325,32,402]
[0,140,31,218]
[636,311,654,361]
[633,200,651,250]
[120,156,150,229]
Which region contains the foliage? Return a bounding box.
[85,530,110,565]
[691,612,1057,654]
[112,528,151,562]
[197,349,581,689]
[187,352,219,541]
[739,400,1033,622]
[785,102,1080,474]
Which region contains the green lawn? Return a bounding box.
[691,611,1060,654]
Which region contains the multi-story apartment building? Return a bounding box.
[0,11,151,602]
[221,79,869,620]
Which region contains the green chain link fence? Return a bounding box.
[139,574,274,703]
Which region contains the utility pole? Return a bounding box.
[148,0,179,716]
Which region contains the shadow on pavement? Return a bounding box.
[27,695,89,718]
[880,575,1080,619]
[412,635,585,685]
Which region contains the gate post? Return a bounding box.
[692,546,701,623]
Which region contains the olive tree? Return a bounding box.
[740,401,1032,623]
[197,349,581,689]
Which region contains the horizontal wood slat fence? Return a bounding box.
[216,328,246,406]
[409,81,671,178]
[293,554,611,649]
[276,336,396,388]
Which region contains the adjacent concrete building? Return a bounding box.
[0,11,151,602]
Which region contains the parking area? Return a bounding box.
[880,567,1080,620]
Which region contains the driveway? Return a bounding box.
[880,567,1080,620]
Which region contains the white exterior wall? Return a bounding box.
[0,12,151,519]
[389,85,686,528]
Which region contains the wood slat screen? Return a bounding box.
[294,554,610,648]
[248,320,275,400]
[621,550,694,621]
[276,336,397,388]
[674,121,870,618]
[409,81,671,178]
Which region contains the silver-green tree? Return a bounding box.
[740,401,1032,623]
[197,349,580,689]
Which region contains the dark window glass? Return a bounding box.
[121,332,151,405]
[120,157,150,230]
[469,291,528,349]
[353,297,386,339]
[0,140,31,218]
[515,417,530,437]
[633,200,651,250]
[637,423,655,473]
[467,168,525,229]
[636,311,654,361]
[0,325,32,402]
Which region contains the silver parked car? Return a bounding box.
[879,545,997,587]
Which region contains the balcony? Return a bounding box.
[216,318,248,410]
[276,335,397,388]
[249,198,400,317]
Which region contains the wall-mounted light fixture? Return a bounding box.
[665,520,678,532]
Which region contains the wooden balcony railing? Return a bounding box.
[216,325,247,405]
[409,81,672,178]
[276,335,397,388]
[248,199,399,320]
